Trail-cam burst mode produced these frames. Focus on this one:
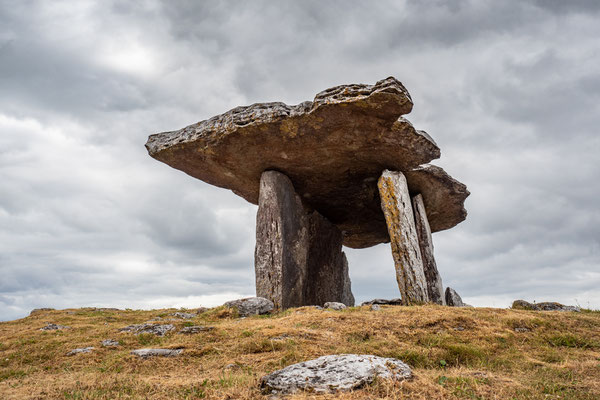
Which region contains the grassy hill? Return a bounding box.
[1,304,599,399]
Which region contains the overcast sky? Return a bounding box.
[1,0,599,321]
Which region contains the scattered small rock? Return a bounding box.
[196,307,209,314]
[324,302,347,310]
[30,308,55,315]
[514,327,530,333]
[260,354,412,394]
[101,339,120,347]
[130,348,183,358]
[171,312,195,319]
[119,324,174,336]
[40,323,69,331]
[178,326,215,334]
[224,363,242,370]
[370,304,381,311]
[270,333,291,341]
[454,326,465,331]
[67,347,94,355]
[361,298,403,306]
[224,297,274,317]
[511,300,580,312]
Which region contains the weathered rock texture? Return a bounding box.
[130,348,183,358]
[378,170,428,304]
[178,326,215,334]
[512,300,580,312]
[324,302,347,311]
[40,323,69,331]
[67,347,94,355]
[255,171,354,309]
[445,287,466,307]
[224,297,274,316]
[260,354,412,394]
[412,194,445,305]
[119,324,174,336]
[361,298,403,306]
[146,77,469,248]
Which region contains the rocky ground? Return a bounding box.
[1,304,599,399]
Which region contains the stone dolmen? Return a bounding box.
[145,77,469,309]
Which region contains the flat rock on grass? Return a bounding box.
[119,324,174,336]
[178,326,215,334]
[171,312,196,319]
[512,300,580,312]
[224,297,274,317]
[261,354,412,394]
[101,339,120,347]
[40,323,69,331]
[324,302,347,310]
[67,347,94,355]
[361,298,403,306]
[130,348,183,358]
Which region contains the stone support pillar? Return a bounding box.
[255,170,354,309]
[377,170,428,305]
[412,194,445,305]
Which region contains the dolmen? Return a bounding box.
[145,77,469,309]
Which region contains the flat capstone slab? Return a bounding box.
[260,354,412,394]
[146,77,467,248]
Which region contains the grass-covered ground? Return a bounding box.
[1,304,599,399]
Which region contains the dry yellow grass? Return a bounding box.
[1,304,599,399]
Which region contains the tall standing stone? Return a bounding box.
[412,194,445,305]
[255,170,354,309]
[378,170,428,305]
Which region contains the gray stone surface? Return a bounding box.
[512,300,580,312]
[101,339,120,347]
[224,297,274,316]
[378,170,428,305]
[171,312,195,319]
[412,194,445,305]
[260,354,412,394]
[119,324,175,336]
[370,304,381,311]
[130,348,183,358]
[67,347,94,355]
[178,326,215,334]
[445,287,466,307]
[146,77,470,248]
[254,170,354,309]
[361,298,403,306]
[405,164,469,233]
[40,323,69,331]
[324,302,347,310]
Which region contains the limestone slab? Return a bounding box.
[412,194,445,305]
[378,170,428,304]
[146,77,462,248]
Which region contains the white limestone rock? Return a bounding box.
[260,354,412,394]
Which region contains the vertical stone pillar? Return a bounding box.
[255,170,354,309]
[378,170,428,305]
[412,194,445,305]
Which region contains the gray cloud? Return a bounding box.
[1,0,599,321]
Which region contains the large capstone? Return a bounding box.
[260,354,412,394]
[146,77,468,248]
[255,170,354,309]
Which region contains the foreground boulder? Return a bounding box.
[130,348,183,358]
[260,354,412,394]
[324,302,347,310]
[224,297,274,317]
[512,300,580,312]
